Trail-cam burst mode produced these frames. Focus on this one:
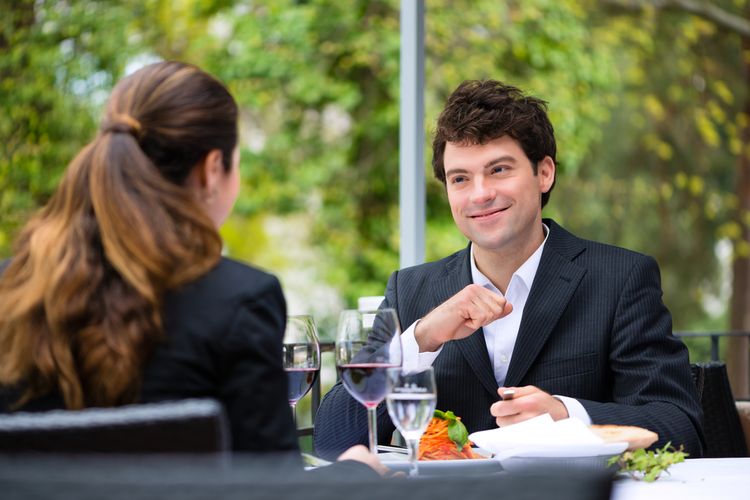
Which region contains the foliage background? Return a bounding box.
[2,0,749,422]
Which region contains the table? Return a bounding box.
[611,458,750,500]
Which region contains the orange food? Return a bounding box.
[418,416,485,460]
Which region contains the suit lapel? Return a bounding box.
[455,329,500,399]
[504,221,587,387]
[435,246,500,399]
[428,246,472,306]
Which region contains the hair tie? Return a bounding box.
[102,114,143,138]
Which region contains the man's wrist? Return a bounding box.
[553,395,592,425]
[414,321,442,353]
[402,321,442,370]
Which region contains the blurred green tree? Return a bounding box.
[601,0,750,398]
[0,0,135,248]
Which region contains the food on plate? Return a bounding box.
[418,409,487,460]
[590,424,659,450]
[607,442,687,482]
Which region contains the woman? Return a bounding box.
[0,61,326,457]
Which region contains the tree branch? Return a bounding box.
[603,0,750,38]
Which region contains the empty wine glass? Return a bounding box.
[336,308,402,453]
[283,315,320,424]
[386,367,437,477]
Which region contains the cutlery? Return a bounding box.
[377,444,409,454]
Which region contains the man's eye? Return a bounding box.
[450,176,467,184]
[491,166,506,174]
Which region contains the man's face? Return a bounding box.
[444,135,555,256]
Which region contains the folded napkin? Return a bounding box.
[469,414,627,459]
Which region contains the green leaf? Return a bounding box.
[609,443,688,482]
[447,419,469,451]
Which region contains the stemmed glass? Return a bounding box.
[385,367,437,477]
[336,308,402,453]
[282,315,320,425]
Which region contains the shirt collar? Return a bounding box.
[470,223,550,292]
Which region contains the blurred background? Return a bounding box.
[2,0,749,438]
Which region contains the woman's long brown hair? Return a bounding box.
[0,61,238,409]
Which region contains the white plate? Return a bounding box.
[492,441,628,459]
[494,442,627,474]
[379,448,502,476]
[497,453,622,474]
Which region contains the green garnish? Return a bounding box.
[607,442,688,482]
[434,409,469,452]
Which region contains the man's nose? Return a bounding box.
[470,177,496,204]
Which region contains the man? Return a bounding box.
[313,80,704,460]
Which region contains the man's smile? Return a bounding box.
[469,206,510,219]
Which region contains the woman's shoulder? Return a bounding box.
[212,257,280,286]
[167,257,283,308]
[160,258,286,348]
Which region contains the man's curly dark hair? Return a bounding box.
[431,80,557,208]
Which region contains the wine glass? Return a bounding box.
[283,315,320,424]
[385,367,437,477]
[336,308,402,453]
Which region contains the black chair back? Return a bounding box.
[0,398,229,453]
[691,362,748,457]
[0,454,613,500]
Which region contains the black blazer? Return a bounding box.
[314,219,704,459]
[0,257,298,453]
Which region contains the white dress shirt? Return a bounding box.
[400,223,591,424]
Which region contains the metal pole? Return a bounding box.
[711,335,720,362]
[399,0,425,269]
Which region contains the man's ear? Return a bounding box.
[538,156,555,193]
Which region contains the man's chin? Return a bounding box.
[469,236,511,254]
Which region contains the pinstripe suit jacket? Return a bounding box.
[313,219,704,459]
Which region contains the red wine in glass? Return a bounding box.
[335,308,402,453]
[283,315,320,424]
[337,363,400,408]
[286,367,319,404]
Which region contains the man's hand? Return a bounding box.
[414,284,512,352]
[490,386,569,427]
[337,445,391,476]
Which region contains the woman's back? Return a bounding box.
[0,257,297,452]
[144,258,296,452]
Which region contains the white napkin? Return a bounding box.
[469,414,627,459]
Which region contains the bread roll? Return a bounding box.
[590,425,658,450]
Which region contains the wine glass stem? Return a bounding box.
[367,406,378,454]
[290,402,297,426]
[406,438,419,477]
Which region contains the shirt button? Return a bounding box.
[500,354,509,363]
